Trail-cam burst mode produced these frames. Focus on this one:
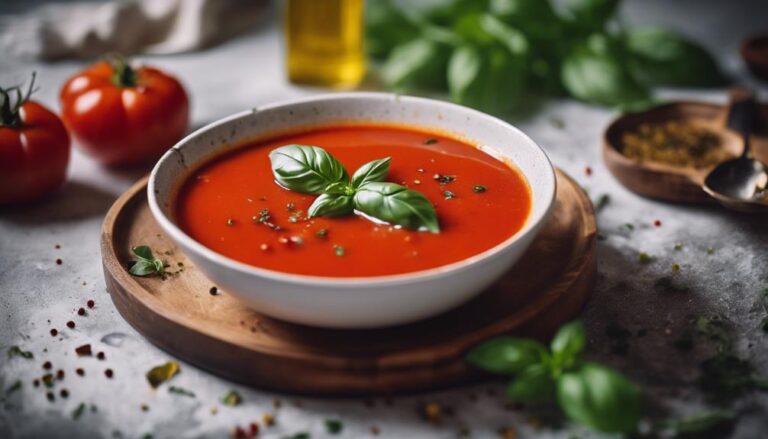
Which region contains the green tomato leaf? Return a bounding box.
[381,38,450,91]
[308,193,355,218]
[505,363,557,403]
[561,44,649,106]
[448,44,526,113]
[269,145,349,194]
[624,27,727,87]
[550,320,586,371]
[132,245,153,260]
[467,336,548,375]
[354,182,440,233]
[351,157,391,188]
[557,363,643,433]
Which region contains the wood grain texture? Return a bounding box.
[603,101,768,204]
[101,169,596,396]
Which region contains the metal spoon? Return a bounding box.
[703,90,768,213]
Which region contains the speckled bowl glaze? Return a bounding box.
[148,93,556,328]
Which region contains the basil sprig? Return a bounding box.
[128,246,165,277]
[269,145,439,233]
[467,320,643,434]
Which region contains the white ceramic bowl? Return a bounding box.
[148,93,556,328]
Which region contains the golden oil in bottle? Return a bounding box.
[284,0,365,88]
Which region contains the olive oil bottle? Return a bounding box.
[284,0,365,88]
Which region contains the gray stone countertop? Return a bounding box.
[2,1,768,438]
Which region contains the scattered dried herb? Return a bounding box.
[334,245,345,257]
[594,193,611,211]
[7,346,33,359]
[168,386,195,397]
[72,402,86,420]
[6,380,21,394]
[638,252,653,264]
[222,390,242,406]
[472,184,487,193]
[433,173,456,185]
[442,190,456,200]
[325,419,343,434]
[621,121,726,168]
[423,138,438,145]
[146,361,180,388]
[316,228,328,239]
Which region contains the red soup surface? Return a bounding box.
[176,125,531,277]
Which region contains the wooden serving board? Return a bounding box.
[101,169,596,396]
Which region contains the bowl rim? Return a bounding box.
[148,92,556,287]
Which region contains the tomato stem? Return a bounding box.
[0,72,36,128]
[109,56,138,88]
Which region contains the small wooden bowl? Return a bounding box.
[741,34,768,82]
[603,102,742,203]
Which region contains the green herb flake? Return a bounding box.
[638,252,653,264]
[334,245,345,257]
[129,246,165,277]
[623,223,635,231]
[472,184,487,193]
[423,138,438,145]
[7,345,33,359]
[254,209,271,224]
[548,117,565,129]
[674,242,683,251]
[443,190,456,200]
[145,361,180,388]
[168,386,195,397]
[222,390,242,406]
[595,194,610,211]
[6,380,22,394]
[316,228,328,239]
[433,173,456,184]
[325,419,344,434]
[706,246,715,255]
[71,402,87,420]
[288,211,304,223]
[286,202,296,211]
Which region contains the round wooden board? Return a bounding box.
[101,169,596,396]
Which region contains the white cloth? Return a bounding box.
[0,0,270,59]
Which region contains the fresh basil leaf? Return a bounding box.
[550,320,586,371]
[308,193,355,218]
[365,0,420,59]
[270,145,349,194]
[467,337,548,375]
[561,0,619,32]
[324,181,354,196]
[381,38,450,91]
[129,260,160,277]
[557,362,643,433]
[489,0,561,40]
[655,410,735,438]
[132,245,153,261]
[561,44,649,106]
[505,363,557,402]
[351,157,391,188]
[448,44,526,113]
[624,27,727,87]
[354,182,440,233]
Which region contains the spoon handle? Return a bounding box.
[726,87,756,159]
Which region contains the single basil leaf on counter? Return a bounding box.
[308,193,355,218]
[466,336,548,375]
[269,145,349,194]
[550,320,586,372]
[557,362,643,434]
[505,363,557,403]
[351,157,391,188]
[624,27,727,87]
[353,182,440,233]
[561,44,649,107]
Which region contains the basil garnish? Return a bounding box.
[269,145,440,232]
[354,182,440,233]
[129,246,165,277]
[269,144,349,194]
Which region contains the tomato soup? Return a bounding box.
[176,125,531,277]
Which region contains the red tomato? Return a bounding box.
[0,76,70,205]
[60,60,189,167]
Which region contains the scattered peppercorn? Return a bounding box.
[97,352,105,360]
[141,404,149,412]
[249,423,260,436]
[209,286,218,296]
[56,369,65,379]
[43,361,52,370]
[654,219,662,227]
[105,369,114,378]
[66,321,75,329]
[33,379,40,387]
[585,166,593,176]
[55,244,61,249]
[56,259,62,265]
[87,300,95,308]
[50,329,58,336]
[60,389,69,398]
[76,368,85,376]
[47,391,55,402]
[77,308,86,316]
